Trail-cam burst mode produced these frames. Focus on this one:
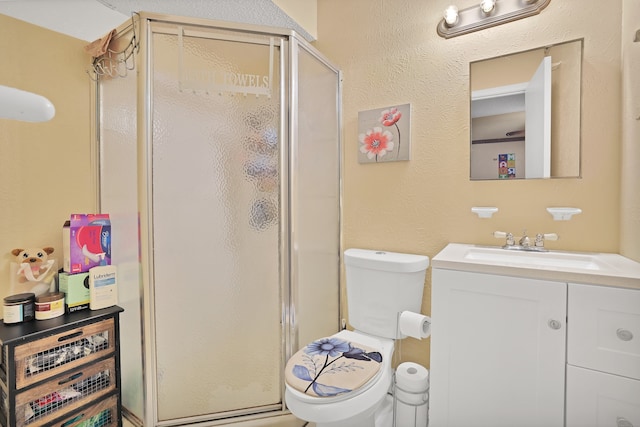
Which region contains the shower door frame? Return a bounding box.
[128,12,342,426]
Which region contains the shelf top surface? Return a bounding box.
[0,306,123,345]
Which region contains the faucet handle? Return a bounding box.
[534,233,559,248]
[493,231,515,246]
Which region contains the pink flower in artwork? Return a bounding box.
[359,127,395,161]
[379,108,402,127]
[378,107,403,159]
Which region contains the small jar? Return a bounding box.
[3,293,36,324]
[35,292,65,320]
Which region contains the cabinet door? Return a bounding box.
[566,365,640,427]
[429,269,567,427]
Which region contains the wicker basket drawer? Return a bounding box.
[15,357,115,427]
[13,319,115,390]
[55,394,118,427]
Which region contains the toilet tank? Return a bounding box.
[344,248,430,339]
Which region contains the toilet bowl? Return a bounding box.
[285,330,395,427]
[284,248,430,427]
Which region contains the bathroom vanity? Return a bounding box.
[429,243,640,427]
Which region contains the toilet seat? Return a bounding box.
[284,330,395,424]
[285,330,389,401]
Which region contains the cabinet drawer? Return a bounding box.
[12,318,115,389]
[14,357,116,427]
[568,284,640,379]
[54,394,119,427]
[566,365,640,427]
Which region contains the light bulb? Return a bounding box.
[480,0,496,14]
[443,5,459,27]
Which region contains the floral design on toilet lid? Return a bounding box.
[285,336,382,397]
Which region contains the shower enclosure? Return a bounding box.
[96,13,341,426]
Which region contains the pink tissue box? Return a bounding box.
[63,214,112,273]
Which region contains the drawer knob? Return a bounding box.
[617,328,634,342]
[617,416,633,427]
[548,319,562,330]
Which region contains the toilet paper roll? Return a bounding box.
[399,311,431,339]
[394,362,430,427]
[395,362,429,393]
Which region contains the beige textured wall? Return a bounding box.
[1,1,636,374]
[0,14,95,299]
[316,0,627,368]
[620,0,640,261]
[273,0,317,39]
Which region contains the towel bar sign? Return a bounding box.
[180,69,271,96]
[177,29,275,97]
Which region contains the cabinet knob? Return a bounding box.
[616,328,634,342]
[617,416,634,427]
[548,319,562,330]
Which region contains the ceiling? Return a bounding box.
[0,0,312,42]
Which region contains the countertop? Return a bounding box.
[431,243,640,290]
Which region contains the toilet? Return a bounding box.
[284,248,430,427]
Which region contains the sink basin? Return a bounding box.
[431,243,640,289]
[463,246,605,270]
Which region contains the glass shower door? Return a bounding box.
[148,24,283,422]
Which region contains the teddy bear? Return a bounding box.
[11,247,56,294]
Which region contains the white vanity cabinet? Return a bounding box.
[429,243,640,427]
[429,241,640,427]
[566,284,640,427]
[429,268,567,427]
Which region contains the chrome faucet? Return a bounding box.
[493,230,559,252]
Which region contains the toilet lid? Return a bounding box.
[285,335,383,398]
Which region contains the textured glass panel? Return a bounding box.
[150,29,282,421]
[294,45,341,348]
[98,69,144,418]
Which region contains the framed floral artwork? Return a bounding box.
[358,103,411,163]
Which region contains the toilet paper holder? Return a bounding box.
[393,362,430,427]
[397,311,432,340]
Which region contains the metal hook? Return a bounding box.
[86,11,140,81]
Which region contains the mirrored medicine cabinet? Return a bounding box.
[470,39,583,180]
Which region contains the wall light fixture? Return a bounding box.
[437,0,552,39]
[0,85,55,122]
